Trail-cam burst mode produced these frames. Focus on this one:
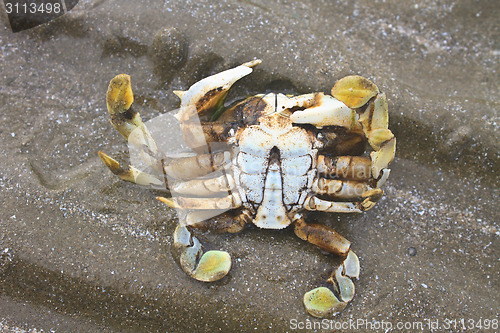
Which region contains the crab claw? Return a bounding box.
[175,59,262,122]
[289,93,355,129]
[173,224,231,282]
[303,250,359,317]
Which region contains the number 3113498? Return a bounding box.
[5,1,62,14]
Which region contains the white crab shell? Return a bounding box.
[231,94,319,229]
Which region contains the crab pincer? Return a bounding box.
[173,224,231,282]
[303,251,359,317]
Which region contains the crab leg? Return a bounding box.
[163,151,231,180]
[314,154,386,209]
[288,93,356,129]
[311,177,384,211]
[312,178,374,199]
[100,74,171,187]
[293,217,360,317]
[170,173,235,196]
[304,196,362,213]
[312,191,382,212]
[359,93,396,179]
[157,193,242,210]
[172,210,250,282]
[98,151,164,188]
[331,76,396,180]
[317,154,389,189]
[172,224,230,282]
[105,74,163,166]
[304,187,383,213]
[317,155,372,181]
[294,217,350,255]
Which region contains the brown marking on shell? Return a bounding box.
[362,98,375,133]
[220,96,272,125]
[195,87,226,117]
[319,127,367,156]
[201,122,239,142]
[258,112,293,133]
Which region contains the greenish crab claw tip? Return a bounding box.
[303,287,347,318]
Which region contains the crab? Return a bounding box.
[98,59,395,318]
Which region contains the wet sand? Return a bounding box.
[0,0,498,332]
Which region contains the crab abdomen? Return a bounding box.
[235,121,316,229]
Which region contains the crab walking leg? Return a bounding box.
[106,74,160,153]
[163,151,231,180]
[311,178,384,211]
[317,154,390,189]
[359,93,396,180]
[312,178,373,199]
[317,155,371,181]
[104,74,164,174]
[294,217,350,256]
[172,210,251,282]
[98,151,164,188]
[293,218,360,317]
[304,195,361,213]
[157,193,242,210]
[99,148,233,190]
[163,150,231,180]
[330,76,396,180]
[170,173,235,196]
[304,190,383,212]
